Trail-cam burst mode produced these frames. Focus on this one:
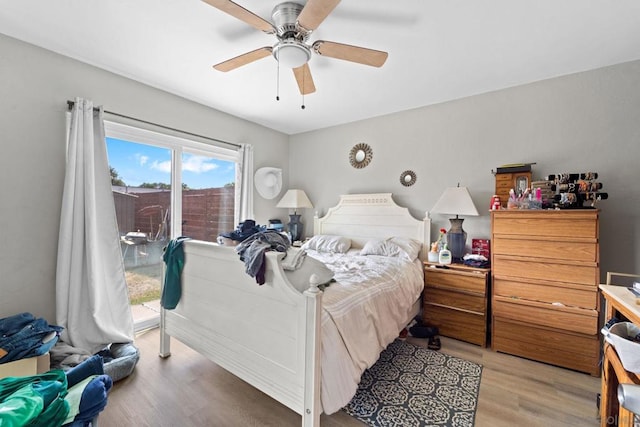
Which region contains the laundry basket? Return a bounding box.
[602,322,640,373]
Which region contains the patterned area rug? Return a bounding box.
[343,339,483,427]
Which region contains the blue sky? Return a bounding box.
[106,138,235,189]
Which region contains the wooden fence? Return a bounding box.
[113,187,235,242]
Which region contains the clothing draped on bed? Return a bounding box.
[304,249,424,414]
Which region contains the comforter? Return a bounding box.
[305,250,424,414]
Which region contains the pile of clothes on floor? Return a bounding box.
[0,312,134,426]
[0,355,111,426]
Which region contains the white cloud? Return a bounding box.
[133,153,149,166]
[183,155,218,174]
[150,160,171,173]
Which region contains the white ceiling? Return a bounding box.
[2,1,640,135]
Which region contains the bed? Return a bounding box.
[159,193,430,426]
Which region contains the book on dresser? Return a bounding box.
[490,209,600,376]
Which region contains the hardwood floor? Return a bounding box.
[99,328,601,426]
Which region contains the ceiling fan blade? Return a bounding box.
[213,47,272,72]
[202,0,274,33]
[312,40,388,67]
[293,63,316,95]
[297,0,341,31]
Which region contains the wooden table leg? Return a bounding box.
[602,344,640,427]
[601,344,620,426]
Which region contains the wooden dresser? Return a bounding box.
[423,262,490,347]
[491,209,600,376]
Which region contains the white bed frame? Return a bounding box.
[159,193,430,426]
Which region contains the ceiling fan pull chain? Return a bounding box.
[276,60,280,101]
[301,71,305,109]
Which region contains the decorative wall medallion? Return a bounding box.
[349,143,373,169]
[400,170,417,187]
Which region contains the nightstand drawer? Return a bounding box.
[424,287,485,313]
[424,268,487,294]
[423,305,486,346]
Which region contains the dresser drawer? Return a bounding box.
[492,237,597,262]
[424,268,487,294]
[492,257,598,286]
[424,287,485,313]
[495,180,513,190]
[493,297,598,335]
[492,211,598,239]
[495,173,513,183]
[493,278,598,310]
[492,317,600,376]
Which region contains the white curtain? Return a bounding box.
[236,143,254,221]
[56,97,134,353]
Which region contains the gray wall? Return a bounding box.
[2,31,639,323]
[0,34,289,321]
[289,60,640,280]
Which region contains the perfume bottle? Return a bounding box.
[439,244,452,265]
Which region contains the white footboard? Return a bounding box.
[159,240,322,427]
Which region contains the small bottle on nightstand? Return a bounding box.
[438,244,452,265]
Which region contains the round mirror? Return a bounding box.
[400,170,417,187]
[349,143,373,169]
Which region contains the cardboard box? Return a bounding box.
[0,353,50,379]
[472,239,491,259]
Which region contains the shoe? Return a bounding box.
[409,325,439,338]
[428,336,441,351]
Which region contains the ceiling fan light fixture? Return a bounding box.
[273,40,311,68]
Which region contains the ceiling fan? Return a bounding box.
[203,0,388,96]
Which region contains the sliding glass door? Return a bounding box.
[105,121,238,331]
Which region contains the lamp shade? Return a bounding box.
[276,189,313,210]
[430,186,479,217]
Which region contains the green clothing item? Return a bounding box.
[0,370,69,427]
[161,237,190,310]
[0,385,43,426]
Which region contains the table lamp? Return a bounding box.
[430,184,479,262]
[276,189,313,242]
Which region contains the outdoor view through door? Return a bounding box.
[105,121,238,331]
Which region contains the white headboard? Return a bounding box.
[313,193,431,259]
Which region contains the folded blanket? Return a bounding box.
[282,247,306,271]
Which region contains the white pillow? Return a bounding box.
[301,235,351,253]
[360,237,423,260]
[284,256,334,292]
[360,239,402,257]
[389,237,423,261]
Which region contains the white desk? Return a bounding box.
[599,284,640,427]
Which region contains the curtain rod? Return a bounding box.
[66,100,241,149]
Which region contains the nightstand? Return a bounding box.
[423,262,491,347]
